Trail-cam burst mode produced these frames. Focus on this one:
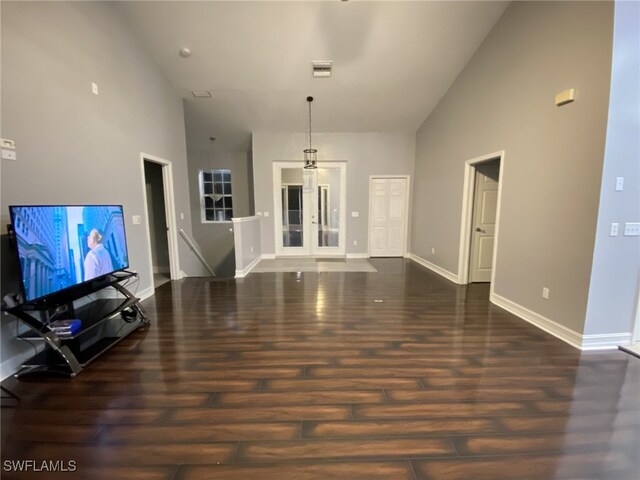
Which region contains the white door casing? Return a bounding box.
[140,153,182,290]
[369,177,409,257]
[469,162,500,282]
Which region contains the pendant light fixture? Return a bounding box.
[304,96,317,169]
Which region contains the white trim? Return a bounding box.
[409,253,460,284]
[367,175,411,257]
[1,345,44,381]
[458,151,505,293]
[633,278,640,343]
[235,255,261,278]
[232,216,260,224]
[137,286,155,302]
[346,253,369,259]
[582,332,633,350]
[140,154,181,288]
[490,292,582,350]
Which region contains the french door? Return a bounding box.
[273,162,346,256]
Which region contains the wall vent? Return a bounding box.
[191,90,212,98]
[312,61,332,78]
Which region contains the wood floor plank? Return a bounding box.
[387,386,551,402]
[95,379,260,394]
[176,461,415,480]
[237,438,455,462]
[263,377,421,391]
[412,451,637,480]
[451,429,638,456]
[25,443,236,466]
[213,390,385,406]
[354,401,533,419]
[302,418,501,438]
[168,405,352,422]
[101,422,300,443]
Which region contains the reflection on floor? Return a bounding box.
[252,258,377,273]
[153,272,170,288]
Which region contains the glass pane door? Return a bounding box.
[274,162,346,256]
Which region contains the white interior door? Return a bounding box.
[469,162,500,282]
[274,162,346,256]
[369,177,408,257]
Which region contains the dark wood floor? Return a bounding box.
[2,259,638,479]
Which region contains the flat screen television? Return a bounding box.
[9,205,129,303]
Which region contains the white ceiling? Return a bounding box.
[114,1,509,152]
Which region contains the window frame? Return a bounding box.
[199,168,233,223]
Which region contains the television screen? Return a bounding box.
[9,205,129,303]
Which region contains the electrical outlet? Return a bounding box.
[542,287,550,299]
[615,177,624,191]
[431,248,435,254]
[91,82,99,95]
[250,246,254,253]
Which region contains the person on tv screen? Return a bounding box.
[84,229,114,281]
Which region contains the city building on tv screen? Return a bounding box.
[10,205,129,302]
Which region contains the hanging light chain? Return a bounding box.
[308,97,313,151]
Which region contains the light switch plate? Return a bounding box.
[615,177,624,191]
[351,212,360,217]
[132,215,142,225]
[610,223,619,236]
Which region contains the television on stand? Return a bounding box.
[6,205,148,377]
[9,205,130,306]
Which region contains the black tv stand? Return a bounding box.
[7,271,149,377]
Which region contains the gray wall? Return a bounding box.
[252,132,415,255]
[411,1,613,335]
[584,0,640,337]
[187,148,253,277]
[0,1,203,377]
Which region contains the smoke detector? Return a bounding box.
[312,61,332,78]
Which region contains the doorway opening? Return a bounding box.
[141,154,181,290]
[273,162,346,257]
[458,151,505,292]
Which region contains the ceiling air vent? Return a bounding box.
[191,90,212,98]
[312,61,332,78]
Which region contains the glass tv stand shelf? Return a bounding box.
[7,271,149,377]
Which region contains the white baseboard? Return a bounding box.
[491,292,583,349]
[137,286,155,301]
[346,253,368,259]
[1,346,44,381]
[408,253,460,284]
[582,332,633,350]
[262,254,276,260]
[235,255,262,278]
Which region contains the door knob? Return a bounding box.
[475,227,486,233]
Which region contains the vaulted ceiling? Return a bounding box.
[115,1,509,152]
